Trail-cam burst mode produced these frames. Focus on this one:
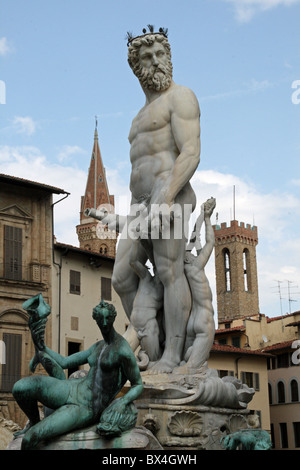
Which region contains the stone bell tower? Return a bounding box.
[76,124,117,256]
[213,219,259,323]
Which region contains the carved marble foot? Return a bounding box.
[147,359,177,374]
[173,364,197,375]
[173,362,207,376]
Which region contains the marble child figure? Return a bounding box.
[176,197,216,374]
[12,298,143,450]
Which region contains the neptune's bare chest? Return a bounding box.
[129,99,170,143]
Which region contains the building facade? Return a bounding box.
[0,173,67,426]
[262,313,300,450]
[208,344,271,432]
[212,274,300,449]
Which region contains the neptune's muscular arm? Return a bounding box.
[165,87,201,205]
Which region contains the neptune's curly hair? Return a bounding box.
[92,300,117,320]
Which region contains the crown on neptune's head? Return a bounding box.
[126,25,169,46]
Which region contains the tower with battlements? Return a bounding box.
[213,220,259,323]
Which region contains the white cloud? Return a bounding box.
[57,145,86,163]
[0,37,13,56]
[12,116,36,136]
[222,0,300,22]
[0,145,86,245]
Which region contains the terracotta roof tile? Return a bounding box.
[55,241,115,260]
[215,326,246,334]
[211,343,272,357]
[0,173,67,194]
[259,340,296,352]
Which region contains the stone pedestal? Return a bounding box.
[136,403,250,450]
[0,417,21,450]
[132,366,255,451]
[6,425,163,451]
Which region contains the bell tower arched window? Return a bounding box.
[223,248,231,292]
[243,248,250,292]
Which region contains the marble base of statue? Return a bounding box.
[6,425,162,451]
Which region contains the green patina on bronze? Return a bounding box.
[12,295,143,450]
[221,429,272,450]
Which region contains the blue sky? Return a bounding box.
[1,0,300,319]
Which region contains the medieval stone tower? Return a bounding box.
[76,125,117,257]
[213,219,259,323]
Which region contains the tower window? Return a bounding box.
[243,249,250,292]
[223,248,231,291]
[100,244,108,255]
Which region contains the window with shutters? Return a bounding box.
[218,369,234,378]
[241,371,260,391]
[232,335,241,348]
[70,270,81,295]
[0,333,22,392]
[0,340,5,365]
[101,277,112,301]
[67,341,81,378]
[4,225,23,280]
